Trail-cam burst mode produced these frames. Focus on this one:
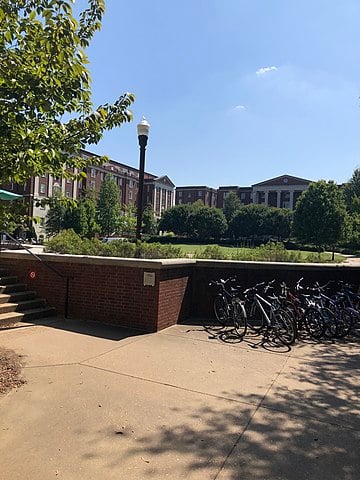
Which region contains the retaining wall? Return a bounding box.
[0,251,359,331]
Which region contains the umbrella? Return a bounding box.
[0,189,22,201]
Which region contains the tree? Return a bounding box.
[158,204,192,236]
[229,204,269,239]
[292,181,347,251]
[0,0,134,185]
[264,208,292,240]
[96,174,121,236]
[63,202,88,236]
[343,168,360,214]
[45,191,66,236]
[142,204,157,235]
[82,189,98,238]
[223,192,241,222]
[188,207,227,240]
[118,204,137,237]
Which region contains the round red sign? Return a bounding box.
[29,271,36,280]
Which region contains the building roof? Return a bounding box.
[176,186,217,190]
[252,174,312,187]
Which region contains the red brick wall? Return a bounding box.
[158,268,192,330]
[1,255,359,331]
[0,257,160,332]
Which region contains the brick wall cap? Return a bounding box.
[195,259,360,271]
[0,250,197,270]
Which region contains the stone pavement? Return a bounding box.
[0,318,359,480]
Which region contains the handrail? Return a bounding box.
[0,231,71,318]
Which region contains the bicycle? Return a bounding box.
[244,281,297,346]
[209,277,247,338]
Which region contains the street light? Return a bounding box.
[136,117,150,241]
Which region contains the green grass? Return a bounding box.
[173,244,345,263]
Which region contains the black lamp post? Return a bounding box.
[136,117,150,241]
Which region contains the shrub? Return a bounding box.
[45,230,182,259]
[195,245,228,260]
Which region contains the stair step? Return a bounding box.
[0,268,9,276]
[0,276,18,285]
[0,298,46,314]
[0,291,36,304]
[0,284,27,294]
[0,307,56,327]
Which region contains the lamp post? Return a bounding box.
[136,117,150,241]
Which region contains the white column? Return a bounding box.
[159,188,163,212]
[172,189,175,206]
[165,189,168,210]
[289,191,294,210]
[277,190,281,208]
[264,191,269,206]
[34,177,39,196]
[153,187,157,211]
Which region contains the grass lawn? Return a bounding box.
[174,244,345,262]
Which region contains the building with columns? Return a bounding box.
[176,175,312,211]
[251,175,311,209]
[2,149,175,240]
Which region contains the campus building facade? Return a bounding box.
[3,149,175,240]
[177,175,311,210]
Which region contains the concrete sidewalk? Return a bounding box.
[0,318,359,480]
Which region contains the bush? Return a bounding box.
[195,245,228,260]
[45,230,183,259]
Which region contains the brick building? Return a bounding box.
[177,175,312,211]
[3,149,175,240]
[175,186,217,207]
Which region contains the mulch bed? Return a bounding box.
[0,347,26,395]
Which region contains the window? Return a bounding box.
[90,180,95,189]
[188,193,191,198]
[178,191,182,197]
[178,199,182,204]
[90,168,96,178]
[100,172,104,180]
[66,178,71,184]
[129,191,133,200]
[118,177,122,186]
[40,183,46,194]
[129,180,134,188]
[240,193,246,200]
[198,191,203,196]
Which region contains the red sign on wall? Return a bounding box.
[29,271,36,280]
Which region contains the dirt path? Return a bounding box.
[0,347,26,395]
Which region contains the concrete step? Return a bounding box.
[0,307,56,327]
[0,291,36,304]
[0,268,9,276]
[0,275,18,285]
[0,298,46,314]
[0,283,27,294]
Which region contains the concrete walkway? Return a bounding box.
[0,318,359,480]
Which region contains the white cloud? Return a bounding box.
[256,66,278,76]
[234,105,246,110]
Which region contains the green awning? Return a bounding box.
[0,189,23,201]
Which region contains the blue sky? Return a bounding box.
[78,0,360,187]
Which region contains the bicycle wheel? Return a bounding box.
[336,308,354,338]
[321,307,338,338]
[247,302,266,332]
[273,309,297,346]
[232,300,247,338]
[303,307,324,339]
[213,294,229,326]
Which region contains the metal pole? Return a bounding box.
[136,135,148,241]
